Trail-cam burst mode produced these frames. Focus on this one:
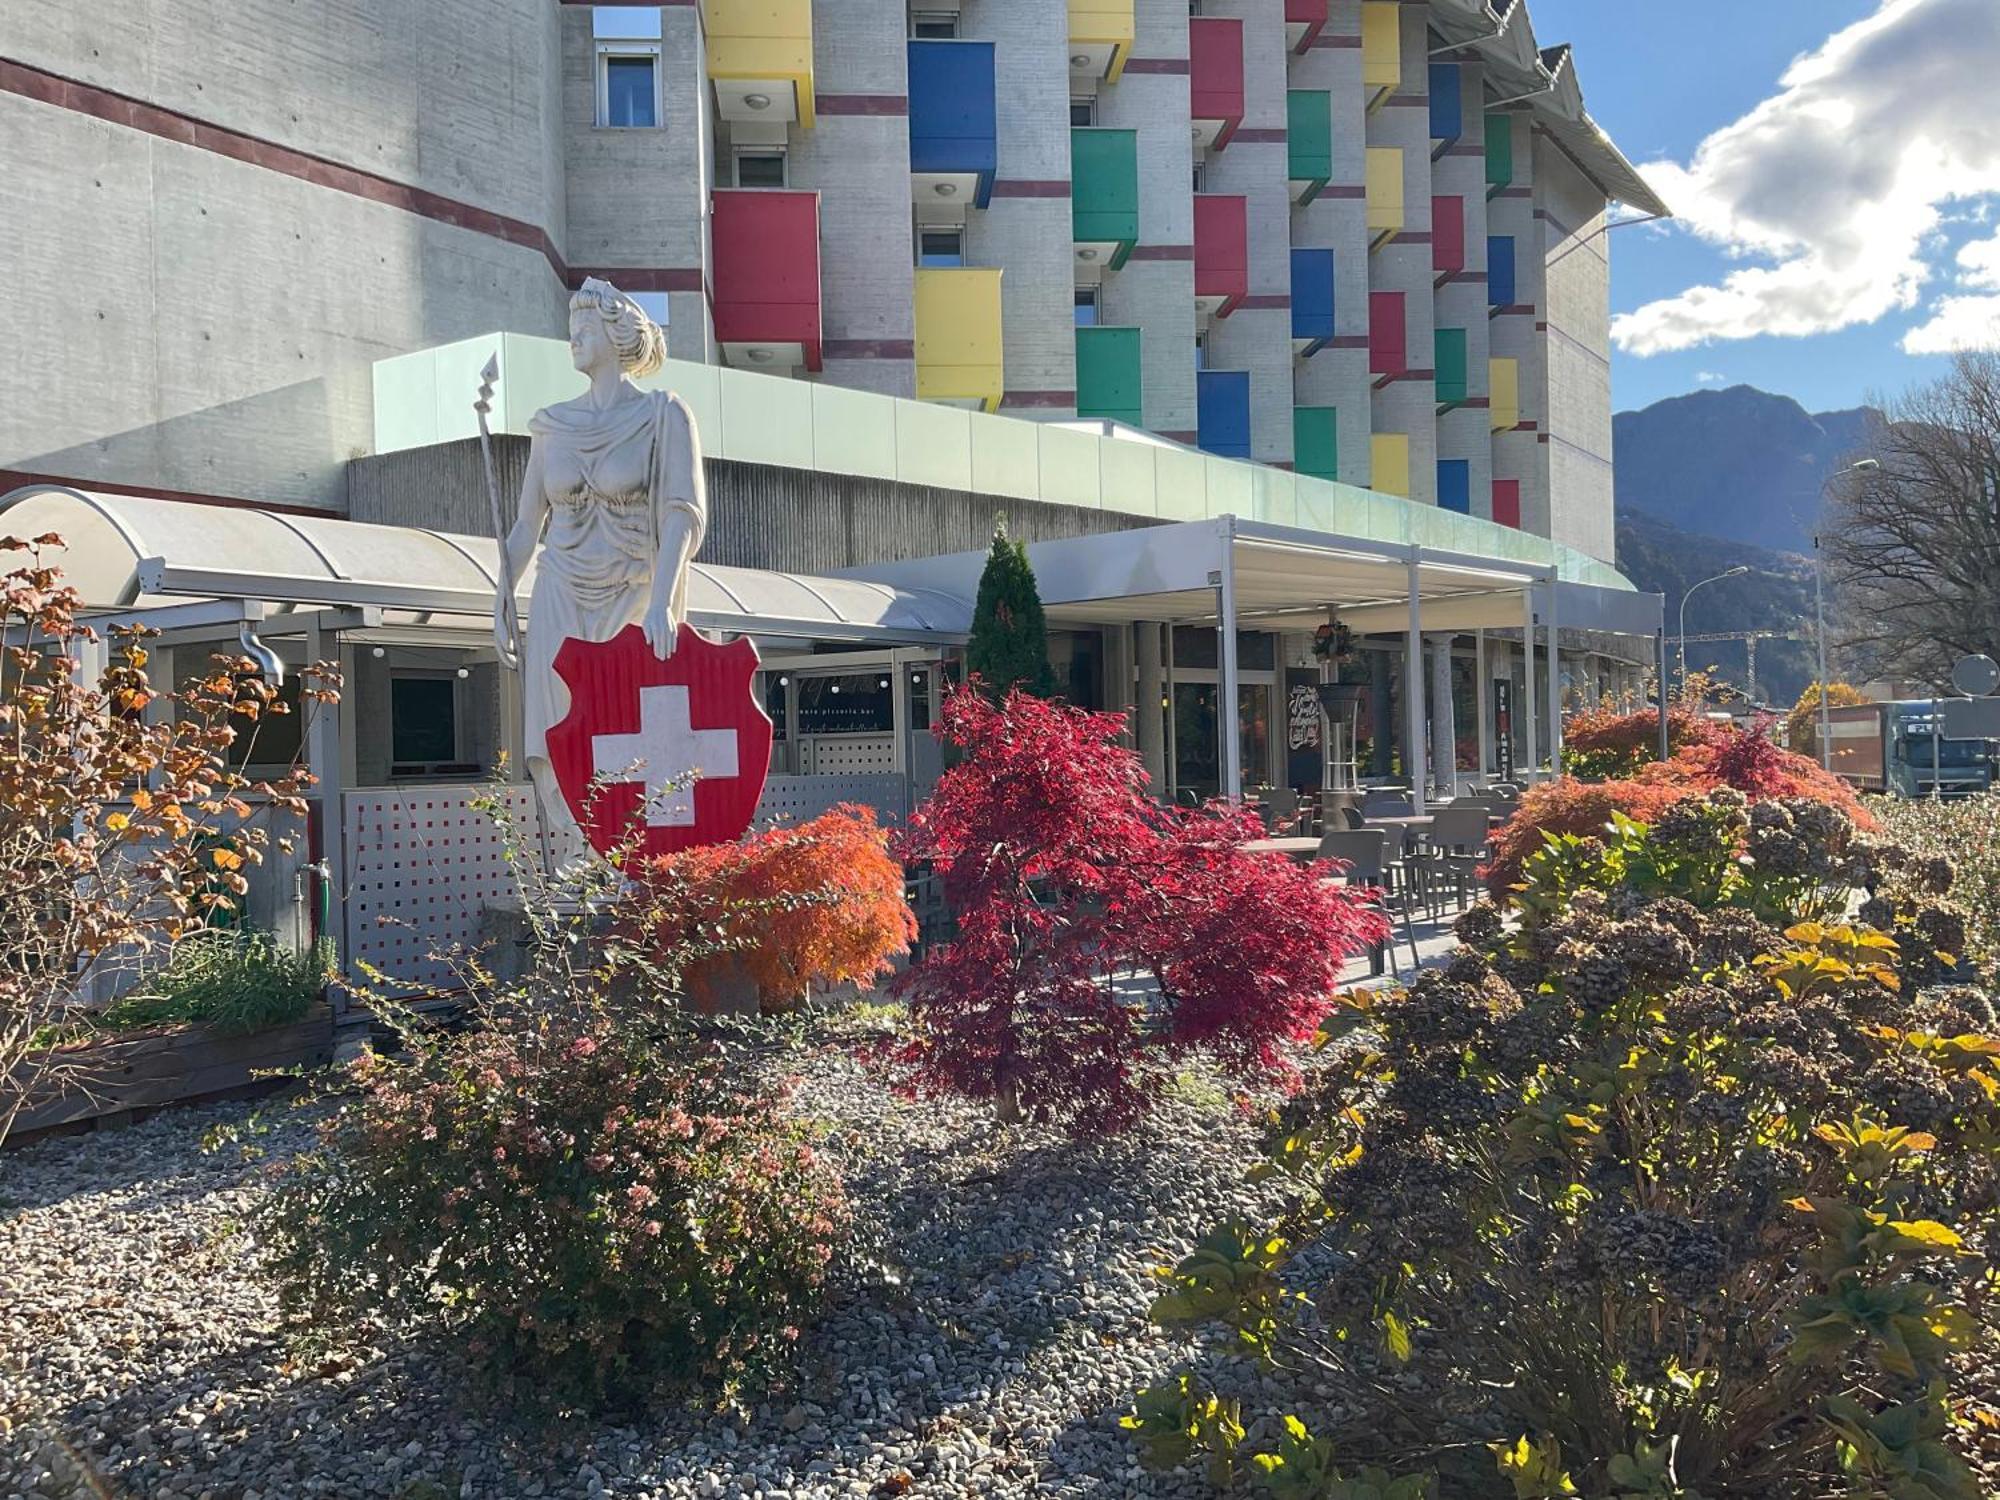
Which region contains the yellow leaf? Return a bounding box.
[104,812,129,831]
[210,847,244,871]
[1888,1219,1965,1251]
[1383,1309,1412,1364]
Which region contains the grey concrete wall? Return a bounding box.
[793,0,916,399]
[966,0,1078,415]
[2,0,569,510]
[1536,136,1615,562]
[1097,0,1197,436]
[348,436,1157,571]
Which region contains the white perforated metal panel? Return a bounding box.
[755,773,908,829]
[343,785,540,996]
[802,734,897,774]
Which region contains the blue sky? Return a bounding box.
[1530,0,2000,416]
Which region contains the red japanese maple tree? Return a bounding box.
[889,686,1389,1131]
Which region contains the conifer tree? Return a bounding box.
[965,519,1060,699]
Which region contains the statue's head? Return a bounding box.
[568,278,666,380]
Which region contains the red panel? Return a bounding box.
[1194,195,1249,313]
[1432,195,1465,274]
[710,189,823,370]
[1492,479,1521,528]
[1189,17,1245,147]
[1368,291,1406,375]
[1286,0,1328,50]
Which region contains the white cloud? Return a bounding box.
[1610,0,2000,357]
[1903,229,2000,352]
[1696,371,1727,384]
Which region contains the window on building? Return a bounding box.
[1071,97,1096,127]
[390,674,468,775]
[910,12,958,38]
[1074,289,1100,327]
[1193,331,1208,370]
[918,227,965,267]
[596,47,661,128]
[733,150,788,188]
[1192,162,1208,194]
[592,7,663,40]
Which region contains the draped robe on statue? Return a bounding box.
[521,387,707,857]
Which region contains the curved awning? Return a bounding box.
[0,485,971,644]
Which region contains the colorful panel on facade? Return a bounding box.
[1072,128,1139,265]
[1285,0,1328,53]
[1371,433,1411,498]
[1197,371,1252,459]
[1361,3,1402,92]
[1291,248,1335,351]
[1369,291,1407,375]
[908,41,998,206]
[1429,63,1462,142]
[1189,17,1246,150]
[702,0,816,127]
[1490,358,1520,431]
[1366,148,1404,238]
[1492,479,1522,528]
[1485,112,1515,189]
[914,268,1004,412]
[1076,326,1143,427]
[1194,194,1249,316]
[1437,459,1471,514]
[1434,328,1468,405]
[711,190,823,371]
[1294,407,1338,482]
[1488,235,1517,307]
[1069,0,1135,82]
[1288,90,1332,201]
[1433,195,1466,274]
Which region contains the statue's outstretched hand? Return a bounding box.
[642,594,680,659]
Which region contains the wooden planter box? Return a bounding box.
[9,1002,334,1136]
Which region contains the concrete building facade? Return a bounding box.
[1,0,1662,556]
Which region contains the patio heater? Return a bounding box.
[1315,614,1364,826]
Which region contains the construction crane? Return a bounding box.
[1671,630,1806,704]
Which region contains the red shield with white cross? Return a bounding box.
[546,624,773,860]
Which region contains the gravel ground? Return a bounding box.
[1,1046,1288,1500]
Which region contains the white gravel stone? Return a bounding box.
[0,1047,1285,1498]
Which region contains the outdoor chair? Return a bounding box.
[1262,786,1302,835]
[1418,806,1496,911]
[1360,791,1415,818]
[1313,828,1422,975]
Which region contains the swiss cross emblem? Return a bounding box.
[545,624,773,860]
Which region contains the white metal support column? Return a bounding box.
[1406,551,1427,814]
[1545,571,1563,772]
[1164,618,1179,803]
[1475,629,1493,778]
[1216,523,1243,802]
[1521,587,1539,779]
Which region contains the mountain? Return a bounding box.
[1614,508,1818,707]
[1612,386,1877,555]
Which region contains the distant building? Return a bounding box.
[2,0,1661,564]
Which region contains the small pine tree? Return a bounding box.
[966,519,1060,698]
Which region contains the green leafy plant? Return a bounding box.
[101,930,332,1035]
[965,519,1059,699]
[1130,792,1997,1497]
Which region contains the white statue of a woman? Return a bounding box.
[497,278,706,860]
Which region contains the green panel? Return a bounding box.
[1075,326,1143,426]
[1434,328,1468,404]
[1485,112,1513,187]
[1286,90,1332,185]
[1071,128,1139,248]
[1294,406,1339,483]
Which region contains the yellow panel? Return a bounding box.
[702,0,816,126]
[1490,358,1519,432]
[1366,147,1404,234]
[1070,0,1136,82]
[914,268,1005,413]
[1371,434,1410,498]
[1361,3,1402,91]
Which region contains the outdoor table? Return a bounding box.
[1363,813,1434,852]
[1239,837,1323,861]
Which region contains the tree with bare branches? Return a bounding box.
[0,535,338,1144]
[1825,351,2000,686]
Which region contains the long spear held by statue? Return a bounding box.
[475,354,523,671]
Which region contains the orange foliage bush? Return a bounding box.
[1486,720,1877,895]
[1480,778,1688,895]
[1560,701,1719,781]
[642,806,916,1012]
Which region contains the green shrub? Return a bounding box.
[102,929,332,1035]
[1874,795,2000,968]
[262,1009,850,1411]
[1129,792,1996,1498]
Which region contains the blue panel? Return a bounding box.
[1488,235,1517,307]
[908,41,998,206]
[1197,370,1252,459]
[1290,248,1335,344]
[1428,64,1461,141]
[1437,459,1471,514]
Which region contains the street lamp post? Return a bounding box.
[1678,566,1751,695]
[1815,459,1881,769]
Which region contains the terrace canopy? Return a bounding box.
[850,516,1667,807]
